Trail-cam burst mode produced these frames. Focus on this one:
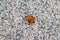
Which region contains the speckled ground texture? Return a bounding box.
[0,0,60,40]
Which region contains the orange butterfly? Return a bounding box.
[25,15,35,24]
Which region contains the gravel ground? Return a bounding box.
[0,0,60,40]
